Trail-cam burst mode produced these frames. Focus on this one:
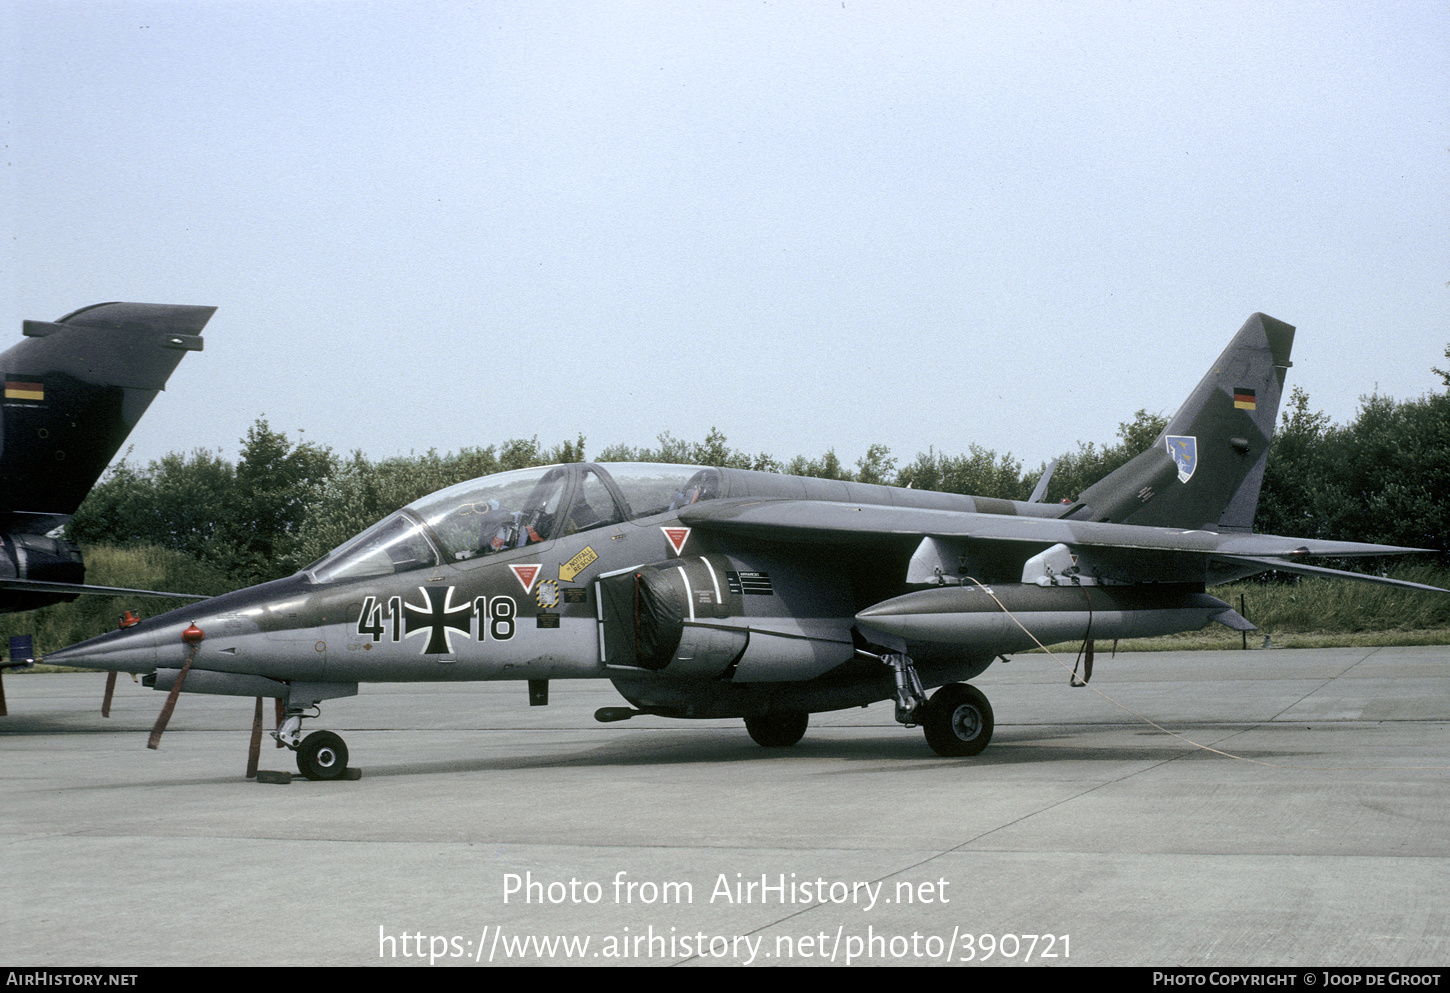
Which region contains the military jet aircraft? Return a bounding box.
[0,301,216,610]
[0,301,215,713]
[45,313,1444,778]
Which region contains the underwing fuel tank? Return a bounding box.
[855,584,1246,654]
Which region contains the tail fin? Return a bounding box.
[1069,312,1295,532]
[0,302,214,528]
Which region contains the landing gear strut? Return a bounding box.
[881,652,928,725]
[921,683,994,757]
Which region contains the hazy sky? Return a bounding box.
[5,1,1447,476]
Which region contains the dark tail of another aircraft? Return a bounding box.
[1066,312,1295,533]
[0,302,214,532]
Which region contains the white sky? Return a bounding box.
[5,1,1447,474]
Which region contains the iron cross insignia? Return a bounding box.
[404,586,472,654]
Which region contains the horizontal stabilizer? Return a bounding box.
[1211,556,1450,593]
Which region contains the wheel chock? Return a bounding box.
[254,767,360,783]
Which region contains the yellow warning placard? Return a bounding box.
[560,545,598,582]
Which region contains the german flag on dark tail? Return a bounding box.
[1233,387,1256,410]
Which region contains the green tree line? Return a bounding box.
[67,351,1450,590]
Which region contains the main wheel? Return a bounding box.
[922,683,994,757]
[745,712,809,748]
[297,730,349,780]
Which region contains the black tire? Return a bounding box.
[922,683,994,757]
[745,712,809,748]
[297,730,349,780]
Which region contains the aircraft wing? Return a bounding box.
[0,577,212,600]
[678,499,1444,590]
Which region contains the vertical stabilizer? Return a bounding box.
[1069,313,1294,532]
[0,302,214,524]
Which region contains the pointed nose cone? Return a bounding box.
[45,624,165,674]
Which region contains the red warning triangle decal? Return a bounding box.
[509,563,541,594]
[661,526,690,556]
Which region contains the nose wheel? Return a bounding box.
[296,730,350,780]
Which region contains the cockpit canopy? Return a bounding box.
[307,463,721,584]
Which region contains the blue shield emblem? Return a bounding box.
[1165,435,1197,483]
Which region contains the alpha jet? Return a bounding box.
[46,313,1444,778]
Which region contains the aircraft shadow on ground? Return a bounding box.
[21,720,1329,789]
[309,723,1318,780]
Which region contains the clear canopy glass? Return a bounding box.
[307,463,722,583]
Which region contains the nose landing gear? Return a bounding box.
[296,730,349,780]
[272,708,355,781]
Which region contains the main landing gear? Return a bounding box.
[745,711,809,747]
[920,682,994,757]
[273,708,352,781]
[883,650,996,757]
[737,650,997,756]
